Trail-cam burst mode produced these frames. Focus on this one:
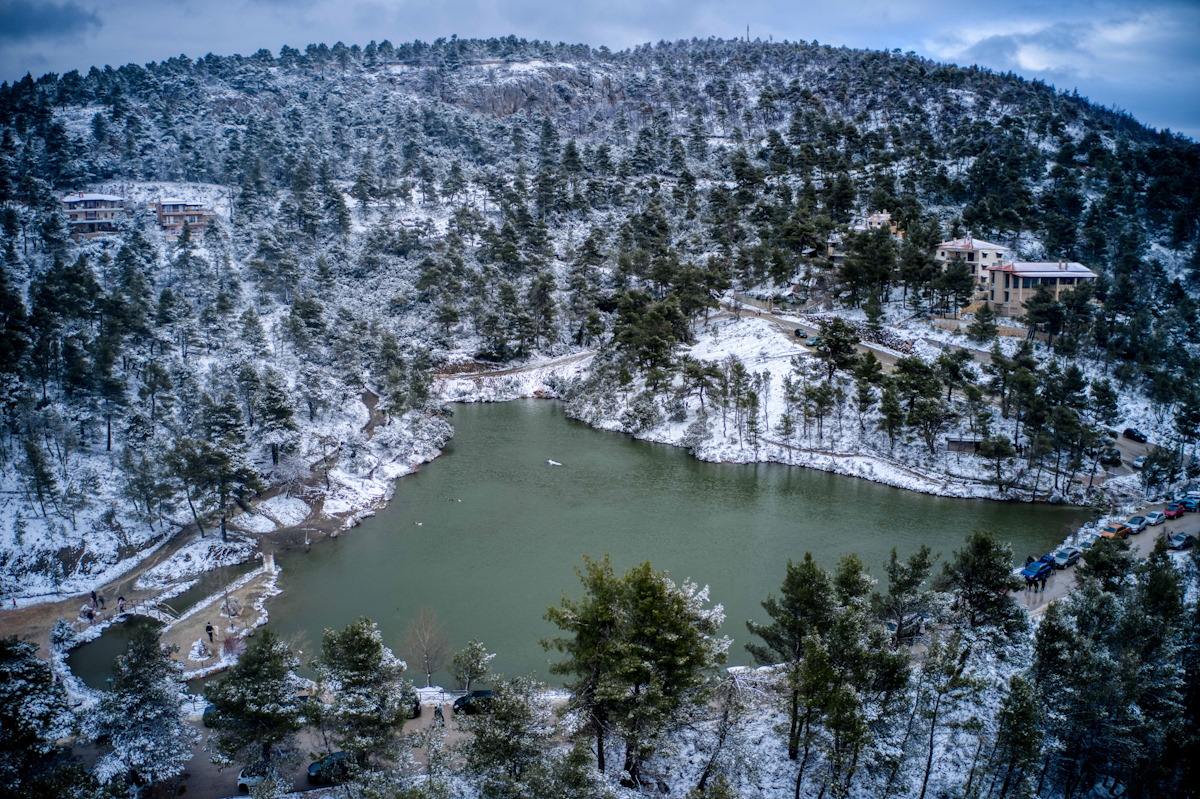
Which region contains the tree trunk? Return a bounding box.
[918,693,943,799]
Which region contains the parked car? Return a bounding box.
[885,613,931,643]
[1167,532,1196,551]
[1053,546,1082,569]
[1099,523,1131,539]
[453,690,496,715]
[308,751,352,786]
[1078,532,1101,551]
[1021,555,1056,581]
[1122,427,1148,443]
[1104,428,1119,439]
[792,328,808,339]
[1165,503,1186,519]
[202,703,220,728]
[238,762,270,793]
[1145,511,1166,526]
[1131,455,1145,469]
[805,337,824,348]
[1125,516,1148,534]
[1099,449,1123,466]
[1180,497,1200,512]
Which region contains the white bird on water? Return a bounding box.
[547,459,563,466]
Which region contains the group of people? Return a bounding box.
[80,591,127,623]
[1023,558,1050,593]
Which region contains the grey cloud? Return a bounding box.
[0,0,102,41]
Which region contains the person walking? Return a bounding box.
[206,622,214,643]
[117,596,126,614]
[434,704,444,726]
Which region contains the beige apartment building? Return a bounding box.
[61,193,127,238]
[935,237,1011,289]
[985,261,1098,317]
[156,198,216,240]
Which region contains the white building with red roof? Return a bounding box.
[985,260,1098,317]
[61,192,128,238]
[935,237,1011,288]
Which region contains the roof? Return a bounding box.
[985,261,1098,279]
[159,198,207,206]
[62,193,125,203]
[937,237,1009,252]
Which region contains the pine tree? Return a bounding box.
[936,531,1024,634]
[255,368,297,466]
[967,302,998,343]
[745,554,835,760]
[204,628,305,775]
[87,623,198,789]
[451,638,495,693]
[0,637,86,799]
[313,617,413,767]
[458,675,555,796]
[544,555,727,782]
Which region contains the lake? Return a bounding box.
[72,400,1090,688]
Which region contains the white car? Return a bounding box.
[1125,516,1148,534]
[1145,511,1166,526]
[1131,455,1145,469]
[238,763,270,793]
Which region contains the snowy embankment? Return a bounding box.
[434,352,596,404]
[439,319,1010,501]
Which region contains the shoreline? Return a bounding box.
[5,353,1109,675]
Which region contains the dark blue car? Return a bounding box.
[1021,555,1055,581]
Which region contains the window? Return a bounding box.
[967,252,975,262]
[1004,291,1010,303]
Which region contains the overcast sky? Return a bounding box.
[2,0,1197,140]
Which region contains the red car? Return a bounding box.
[1164,503,1186,520]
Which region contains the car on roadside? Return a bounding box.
[1145,511,1166,526]
[453,689,496,715]
[1078,532,1101,551]
[1099,523,1131,539]
[1021,555,1056,581]
[1099,449,1123,466]
[1167,532,1196,551]
[308,751,352,786]
[805,337,824,349]
[1053,546,1082,569]
[792,328,808,339]
[1180,498,1200,512]
[238,762,270,793]
[885,613,931,644]
[1131,455,1145,469]
[1125,516,1148,534]
[1165,503,1186,520]
[1122,427,1148,443]
[202,703,220,728]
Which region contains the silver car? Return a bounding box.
[1053,546,1082,569]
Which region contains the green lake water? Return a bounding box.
[72,400,1091,688]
